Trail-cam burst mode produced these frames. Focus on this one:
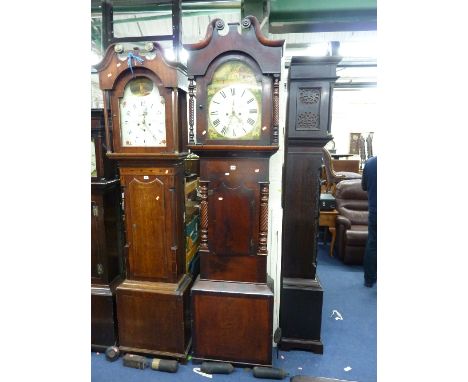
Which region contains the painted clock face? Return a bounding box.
[91,139,97,177]
[207,60,262,140]
[119,77,166,147]
[208,85,260,139]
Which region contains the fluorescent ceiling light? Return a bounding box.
[164,48,189,62]
[339,41,377,58]
[306,42,329,57]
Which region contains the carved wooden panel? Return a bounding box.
[296,87,321,131]
[286,80,333,140]
[299,88,320,104]
[297,111,319,130]
[126,177,169,280]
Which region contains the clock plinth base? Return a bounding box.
[278,277,324,354]
[91,282,119,351]
[115,274,193,359]
[191,276,273,366]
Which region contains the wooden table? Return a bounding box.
[332,159,360,173]
[331,153,354,159]
[319,210,338,257]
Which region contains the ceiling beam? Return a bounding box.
[91,0,241,14]
[269,0,376,33]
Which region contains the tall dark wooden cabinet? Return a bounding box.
[184,17,284,366]
[94,42,192,360]
[91,109,123,351]
[278,56,341,353]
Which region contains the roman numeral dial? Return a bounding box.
[119,78,167,147]
[208,84,260,139]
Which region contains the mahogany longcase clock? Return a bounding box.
[184,16,284,366]
[91,109,123,351]
[279,56,341,353]
[95,42,192,359]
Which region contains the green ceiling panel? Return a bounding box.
[269,0,376,32]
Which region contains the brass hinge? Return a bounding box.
[92,205,99,217]
[97,263,104,275]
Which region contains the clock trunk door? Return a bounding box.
[202,158,269,257]
[210,183,256,256]
[124,175,171,281]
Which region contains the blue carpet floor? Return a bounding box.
[91,243,376,381]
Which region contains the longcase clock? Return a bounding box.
[184,16,284,366]
[91,109,123,351]
[278,56,341,353]
[94,41,192,360]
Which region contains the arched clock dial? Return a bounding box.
[119,77,166,147]
[208,84,260,139]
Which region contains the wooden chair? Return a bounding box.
[322,148,362,194]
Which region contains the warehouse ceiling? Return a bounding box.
[91,0,377,87]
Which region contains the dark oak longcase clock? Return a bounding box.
[94,41,192,359]
[279,56,341,353]
[184,16,284,366]
[91,109,123,351]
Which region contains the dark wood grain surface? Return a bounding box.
[183,16,283,366]
[116,274,193,357]
[191,277,273,366]
[95,41,194,359]
[279,56,340,354]
[119,162,186,283]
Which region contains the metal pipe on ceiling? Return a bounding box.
[91,0,241,14]
[111,9,239,24]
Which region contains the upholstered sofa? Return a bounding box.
[335,179,368,264]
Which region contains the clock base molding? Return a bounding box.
[278,338,324,354]
[91,281,120,351]
[115,274,193,359]
[278,277,324,355]
[118,339,192,362]
[191,276,273,366]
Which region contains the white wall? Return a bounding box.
[267,62,288,338]
[331,87,378,156]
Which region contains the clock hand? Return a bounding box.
[147,127,158,141]
[226,114,235,129]
[232,112,242,123]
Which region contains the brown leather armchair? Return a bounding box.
[335,179,368,264]
[322,148,361,194]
